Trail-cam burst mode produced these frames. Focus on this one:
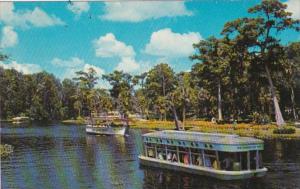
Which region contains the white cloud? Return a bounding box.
[0,61,42,74]
[93,33,142,73]
[101,1,192,22]
[0,2,64,28]
[51,57,85,68]
[116,57,140,73]
[51,57,105,80]
[67,2,90,16]
[285,0,300,19]
[144,28,202,58]
[93,33,135,58]
[0,26,18,48]
[83,63,105,76]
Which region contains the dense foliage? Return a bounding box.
[1,1,299,125]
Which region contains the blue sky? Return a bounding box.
[0,0,299,86]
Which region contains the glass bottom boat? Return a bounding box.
[139,130,267,180]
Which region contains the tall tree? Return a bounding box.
[283,42,300,120]
[73,67,99,116]
[102,71,133,114]
[191,37,230,121]
[145,64,176,120]
[222,0,300,126]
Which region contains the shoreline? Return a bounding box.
[60,119,300,140]
[3,119,299,140]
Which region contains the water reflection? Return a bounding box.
[1,123,300,189]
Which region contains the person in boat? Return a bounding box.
[148,149,154,157]
[213,159,219,170]
[167,152,172,161]
[223,155,234,171]
[195,155,203,166]
[171,153,177,162]
[204,156,212,167]
[183,153,189,164]
[158,152,164,160]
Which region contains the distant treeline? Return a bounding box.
[1,1,300,125]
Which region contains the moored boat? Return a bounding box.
[139,130,267,180]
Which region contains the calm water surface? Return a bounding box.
[1,123,300,189]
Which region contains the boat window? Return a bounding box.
[145,143,155,158]
[218,152,244,171]
[178,147,189,164]
[156,144,166,160]
[191,149,203,166]
[259,151,263,168]
[165,145,177,162]
[203,150,217,169]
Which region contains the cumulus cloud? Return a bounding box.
[93,33,142,73]
[0,26,18,48]
[100,1,192,22]
[51,57,105,79]
[67,2,90,16]
[93,33,135,58]
[0,61,42,74]
[0,2,64,28]
[144,28,202,58]
[115,57,140,73]
[51,57,85,68]
[83,63,105,76]
[285,0,300,19]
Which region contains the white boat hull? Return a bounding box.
[86,125,127,136]
[139,156,267,180]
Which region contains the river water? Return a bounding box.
[1,123,300,189]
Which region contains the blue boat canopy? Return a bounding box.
[142,130,264,152]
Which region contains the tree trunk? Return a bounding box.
[217,80,223,121]
[182,104,186,130]
[290,87,298,121]
[172,105,180,130]
[265,64,285,127]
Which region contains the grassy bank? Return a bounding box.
[0,144,13,158]
[131,120,300,140]
[61,119,85,125]
[60,118,300,139]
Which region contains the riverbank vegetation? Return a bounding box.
[1,1,300,133]
[0,144,14,158]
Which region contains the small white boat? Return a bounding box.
[86,124,128,135]
[86,112,129,136]
[12,116,30,124]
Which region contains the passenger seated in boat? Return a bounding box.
[148,149,154,157]
[204,156,212,167]
[223,155,234,170]
[158,152,164,160]
[183,154,189,164]
[167,152,172,161]
[213,160,219,170]
[195,155,203,166]
[171,153,177,162]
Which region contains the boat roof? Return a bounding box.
[143,130,263,146]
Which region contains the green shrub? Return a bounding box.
[273,127,296,134]
[250,112,270,124]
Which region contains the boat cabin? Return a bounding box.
[139,130,267,180]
